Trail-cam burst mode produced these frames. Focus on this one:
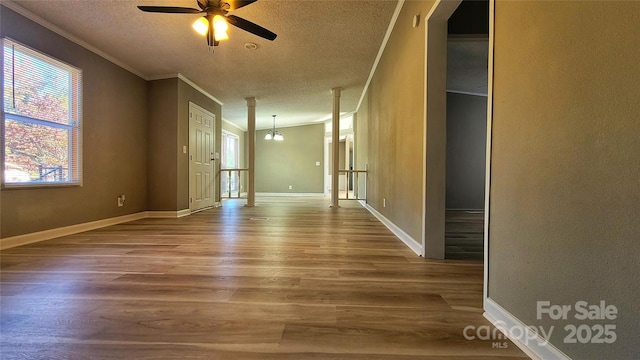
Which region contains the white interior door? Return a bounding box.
[189,102,215,212]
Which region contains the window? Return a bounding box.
[221,131,239,170]
[221,131,239,195]
[2,38,82,186]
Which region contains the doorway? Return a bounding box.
[221,130,241,197]
[324,116,354,198]
[189,102,215,212]
[422,0,489,259]
[444,0,489,260]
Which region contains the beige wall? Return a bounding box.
[356,0,434,242]
[1,6,149,237]
[490,1,640,359]
[255,123,324,193]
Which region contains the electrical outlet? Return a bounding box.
[288,185,293,190]
[383,198,386,208]
[117,195,125,207]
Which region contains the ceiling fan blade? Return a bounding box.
[226,0,258,11]
[226,15,277,41]
[196,0,208,10]
[137,6,203,14]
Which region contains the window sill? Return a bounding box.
[2,182,82,190]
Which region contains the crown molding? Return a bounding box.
[0,0,148,80]
[356,0,405,112]
[179,74,224,106]
[223,118,247,132]
[1,1,225,108]
[148,73,224,107]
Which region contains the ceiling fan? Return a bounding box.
[137,0,277,51]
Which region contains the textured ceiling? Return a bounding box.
[5,0,487,130]
[6,0,399,130]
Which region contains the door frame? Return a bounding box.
[422,0,463,259]
[188,101,216,212]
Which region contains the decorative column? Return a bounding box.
[330,88,341,208]
[245,97,256,207]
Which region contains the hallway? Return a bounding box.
[445,210,484,260]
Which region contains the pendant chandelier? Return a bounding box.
[264,115,284,141]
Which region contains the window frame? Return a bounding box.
[2,37,83,189]
[221,130,240,170]
[221,130,240,194]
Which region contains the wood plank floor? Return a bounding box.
[445,210,484,260]
[0,197,528,359]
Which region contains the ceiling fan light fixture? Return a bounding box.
[139,0,276,50]
[192,17,209,36]
[264,132,273,140]
[215,31,229,41]
[273,133,284,141]
[213,15,229,40]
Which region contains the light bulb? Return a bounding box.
[215,31,229,41]
[213,15,229,40]
[264,133,272,140]
[274,133,284,141]
[192,17,209,36]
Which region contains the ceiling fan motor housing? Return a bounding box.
[138,0,276,49]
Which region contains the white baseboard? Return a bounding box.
[359,200,422,256]
[0,212,147,250]
[256,192,325,197]
[145,209,191,218]
[0,208,200,250]
[484,298,571,360]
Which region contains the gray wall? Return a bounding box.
[1,6,148,237]
[1,6,223,237]
[446,92,487,210]
[255,123,324,193]
[490,1,639,359]
[147,79,178,211]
